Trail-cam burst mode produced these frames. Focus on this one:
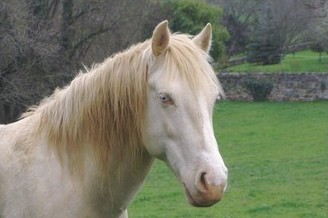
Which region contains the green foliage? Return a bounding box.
[129,102,328,217]
[244,79,273,101]
[162,0,229,61]
[246,8,283,65]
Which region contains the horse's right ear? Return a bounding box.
[151,20,170,57]
[193,23,212,53]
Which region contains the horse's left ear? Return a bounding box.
[152,20,170,56]
[193,23,212,53]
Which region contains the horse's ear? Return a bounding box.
[152,20,170,56]
[193,23,212,53]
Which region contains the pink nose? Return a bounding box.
[185,170,227,207]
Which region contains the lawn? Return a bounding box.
[129,101,328,218]
[226,50,328,73]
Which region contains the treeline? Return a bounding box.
[1,0,327,123]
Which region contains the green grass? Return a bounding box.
[226,50,328,73]
[129,101,328,217]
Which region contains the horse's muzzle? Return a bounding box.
[183,169,228,207]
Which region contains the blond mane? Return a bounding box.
[25,33,223,175]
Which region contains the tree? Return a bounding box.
[307,0,328,61]
[0,0,59,123]
[210,0,265,56]
[246,6,283,65]
[211,0,314,57]
[162,0,229,61]
[0,0,163,123]
[265,0,312,49]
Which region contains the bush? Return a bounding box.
[162,0,229,61]
[246,7,283,65]
[244,79,273,101]
[246,42,282,65]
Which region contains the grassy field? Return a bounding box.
[129,101,328,218]
[226,50,328,73]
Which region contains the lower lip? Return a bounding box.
[183,183,219,207]
[183,183,199,206]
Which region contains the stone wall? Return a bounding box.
[218,73,328,101]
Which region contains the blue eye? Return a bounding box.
[158,93,174,105]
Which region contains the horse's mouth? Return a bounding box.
[183,183,218,207]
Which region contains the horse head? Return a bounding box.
[143,21,228,207]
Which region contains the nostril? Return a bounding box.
[198,172,209,193]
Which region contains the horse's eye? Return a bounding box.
[158,93,174,105]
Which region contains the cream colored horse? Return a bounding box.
[0,21,227,218]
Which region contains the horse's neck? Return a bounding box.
[82,148,154,216]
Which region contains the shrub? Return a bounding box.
[246,41,282,65]
[244,79,273,101]
[162,0,229,61]
[246,7,283,65]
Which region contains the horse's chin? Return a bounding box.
[183,183,220,207]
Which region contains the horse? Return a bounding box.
[0,20,228,218]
